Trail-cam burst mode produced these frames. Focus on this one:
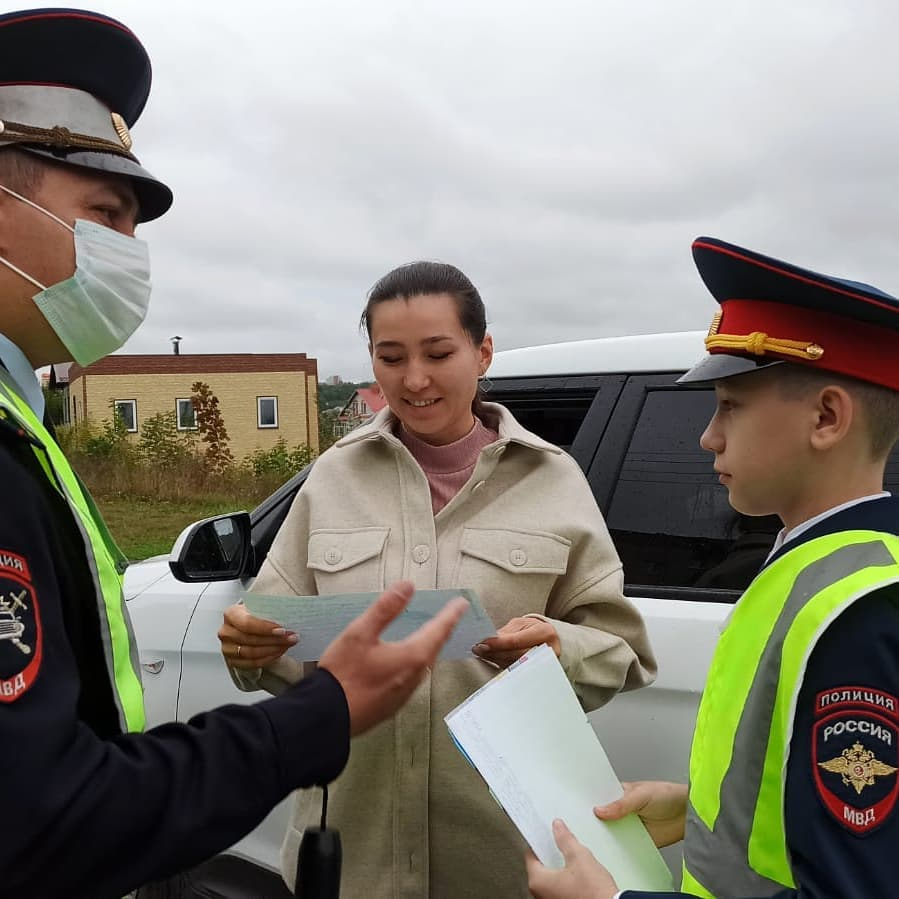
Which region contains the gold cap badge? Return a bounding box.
[110,112,132,151]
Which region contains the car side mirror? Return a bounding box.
[169,512,255,582]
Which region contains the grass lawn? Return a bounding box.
[97,497,246,561]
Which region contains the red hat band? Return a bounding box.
[708,299,899,391]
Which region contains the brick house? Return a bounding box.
[67,354,319,459]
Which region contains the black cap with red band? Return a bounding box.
[0,8,172,222]
[679,236,899,391]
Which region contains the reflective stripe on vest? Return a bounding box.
[0,382,144,733]
[682,532,899,898]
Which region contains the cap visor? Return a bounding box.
[16,146,172,222]
[677,354,783,385]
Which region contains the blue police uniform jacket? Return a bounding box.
[624,495,899,899]
[0,372,351,899]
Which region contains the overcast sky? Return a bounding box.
[61,0,899,380]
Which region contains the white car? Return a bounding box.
[125,331,784,895]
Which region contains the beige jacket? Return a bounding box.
[236,404,656,899]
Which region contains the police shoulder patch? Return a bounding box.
[0,550,42,701]
[813,686,899,834]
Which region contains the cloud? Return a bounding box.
[63,0,899,379]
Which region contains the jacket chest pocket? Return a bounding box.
[455,527,571,622]
[307,527,390,594]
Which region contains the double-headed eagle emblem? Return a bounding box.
[818,741,898,794]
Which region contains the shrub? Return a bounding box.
[243,438,315,481]
[138,411,197,467]
[84,403,137,463]
[55,420,96,456]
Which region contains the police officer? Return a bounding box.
[0,10,466,898]
[526,237,899,899]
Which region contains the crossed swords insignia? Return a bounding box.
[0,590,32,655]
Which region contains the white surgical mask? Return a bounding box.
[0,184,151,366]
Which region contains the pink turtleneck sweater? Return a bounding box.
[398,416,499,514]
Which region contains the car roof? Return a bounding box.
[489,330,707,378]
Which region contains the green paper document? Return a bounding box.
[244,588,495,661]
[445,644,674,891]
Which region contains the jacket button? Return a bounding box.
[510,548,527,566]
[412,544,431,563]
[324,548,342,565]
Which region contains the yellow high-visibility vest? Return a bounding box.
[0,380,144,732]
[682,531,899,897]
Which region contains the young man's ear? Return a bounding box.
[809,385,854,451]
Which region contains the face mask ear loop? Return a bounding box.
[0,254,46,291]
[0,183,75,233]
[0,182,73,290]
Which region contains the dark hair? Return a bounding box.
[361,261,493,421]
[360,261,487,343]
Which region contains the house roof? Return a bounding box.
[356,386,387,412]
[69,353,318,381]
[339,385,386,417]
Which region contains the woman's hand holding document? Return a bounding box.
[444,644,674,893]
[242,587,495,661]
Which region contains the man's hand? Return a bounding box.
[526,819,618,899]
[472,616,560,668]
[594,781,688,848]
[319,581,467,736]
[218,603,298,669]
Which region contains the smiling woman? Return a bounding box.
[363,261,494,447]
[220,260,657,898]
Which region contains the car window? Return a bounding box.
[496,393,596,452]
[486,375,626,474]
[605,385,779,595]
[486,377,603,452]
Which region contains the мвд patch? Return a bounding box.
[0,550,42,701]
[813,687,899,834]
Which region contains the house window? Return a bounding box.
[176,398,198,431]
[257,396,279,429]
[114,399,137,433]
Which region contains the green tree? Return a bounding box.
[138,411,196,467]
[191,381,234,474]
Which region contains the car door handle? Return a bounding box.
[141,659,165,675]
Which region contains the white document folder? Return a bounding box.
[445,644,674,892]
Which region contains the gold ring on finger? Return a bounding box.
[237,644,242,658]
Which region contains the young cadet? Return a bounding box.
[526,236,899,899]
[0,9,465,899]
